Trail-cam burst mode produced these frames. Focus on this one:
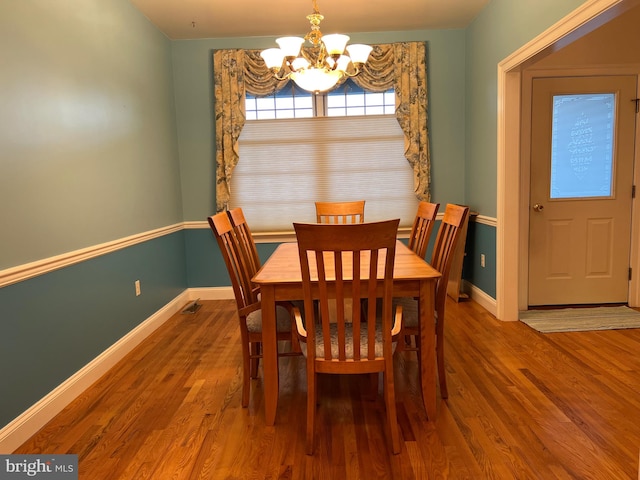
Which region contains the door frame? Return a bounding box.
[497,0,640,321]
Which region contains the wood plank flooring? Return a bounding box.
[14,298,640,479]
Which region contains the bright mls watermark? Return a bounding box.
[0,455,77,479]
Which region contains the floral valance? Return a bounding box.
[213,42,429,212]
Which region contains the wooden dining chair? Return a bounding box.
[398,202,439,346]
[395,204,469,399]
[315,200,365,224]
[407,201,440,259]
[315,201,367,320]
[292,219,403,455]
[227,207,261,277]
[208,212,299,408]
[228,207,306,323]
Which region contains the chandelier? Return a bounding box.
[260,0,372,94]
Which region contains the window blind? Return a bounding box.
[232,115,418,233]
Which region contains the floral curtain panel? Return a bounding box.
[213,42,429,212]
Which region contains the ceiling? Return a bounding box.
[129,0,490,40]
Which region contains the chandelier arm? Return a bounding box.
[297,49,316,67]
[339,64,364,78]
[316,43,329,69]
[271,69,291,81]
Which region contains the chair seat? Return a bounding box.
[393,297,419,328]
[246,305,293,333]
[300,323,398,359]
[392,297,438,328]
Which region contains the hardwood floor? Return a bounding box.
[15,298,640,479]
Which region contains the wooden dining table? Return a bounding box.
[252,239,441,425]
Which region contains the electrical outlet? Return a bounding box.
[135,280,141,296]
[480,254,486,268]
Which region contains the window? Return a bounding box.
[245,81,396,119]
[233,80,417,233]
[325,84,396,116]
[245,84,314,119]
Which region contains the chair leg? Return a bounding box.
[368,372,379,400]
[383,368,401,454]
[435,306,448,399]
[241,343,251,408]
[437,331,448,399]
[249,342,260,378]
[306,371,316,455]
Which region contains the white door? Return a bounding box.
[528,75,637,306]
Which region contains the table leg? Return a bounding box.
[260,285,278,426]
[419,279,437,420]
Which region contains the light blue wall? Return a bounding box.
[464,0,588,217]
[458,0,589,295]
[172,30,468,221]
[0,0,183,269]
[0,1,187,429]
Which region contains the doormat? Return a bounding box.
[519,306,640,333]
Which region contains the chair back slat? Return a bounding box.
[408,202,440,259]
[315,200,366,224]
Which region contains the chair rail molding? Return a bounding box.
[0,224,183,288]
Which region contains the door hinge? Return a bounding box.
[634,98,640,113]
[630,267,633,281]
[633,185,636,199]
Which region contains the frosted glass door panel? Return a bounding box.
[550,93,615,199]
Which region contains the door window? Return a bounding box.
[550,93,615,199]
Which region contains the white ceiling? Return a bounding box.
[129,0,490,40]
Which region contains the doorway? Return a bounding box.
[528,75,637,306]
[497,0,640,321]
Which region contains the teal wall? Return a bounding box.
[0,0,596,433]
[0,233,187,428]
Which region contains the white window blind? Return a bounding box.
[231,115,418,233]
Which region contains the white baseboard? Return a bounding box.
[188,286,234,301]
[0,290,191,454]
[464,280,498,318]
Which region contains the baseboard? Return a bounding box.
[464,280,498,318]
[187,286,234,301]
[0,290,191,453]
